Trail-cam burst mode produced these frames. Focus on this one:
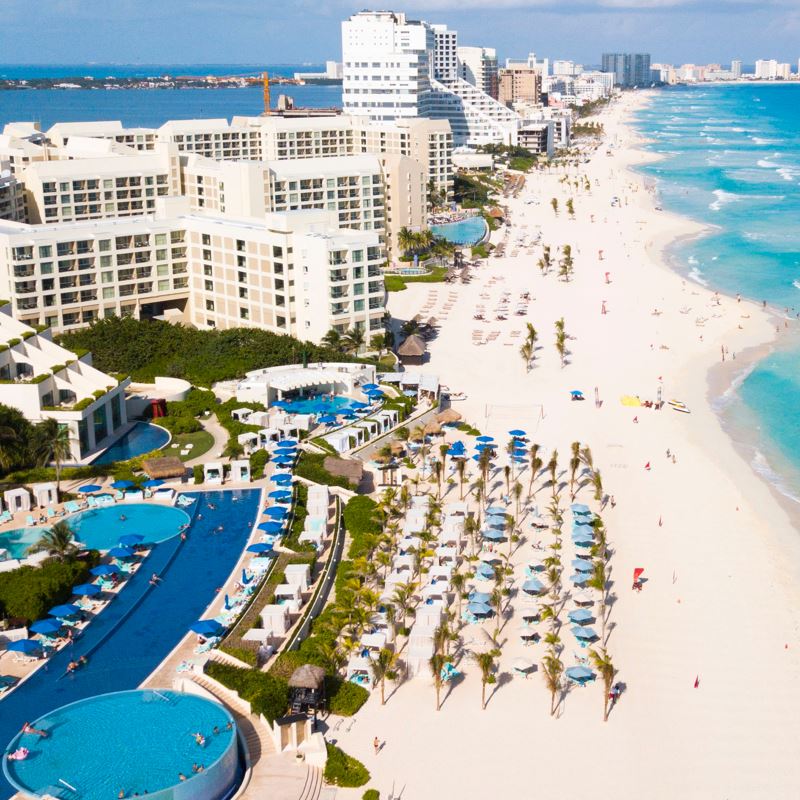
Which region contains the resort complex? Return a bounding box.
[3,6,800,800]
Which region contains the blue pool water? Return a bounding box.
[277,394,357,415]
[0,503,189,556]
[0,489,260,800]
[4,690,238,800]
[636,83,800,502]
[71,503,189,549]
[92,422,170,465]
[430,216,488,246]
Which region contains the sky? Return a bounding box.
[2,0,800,66]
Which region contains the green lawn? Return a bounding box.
[385,266,449,292]
[165,430,215,461]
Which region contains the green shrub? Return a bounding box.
[249,449,270,479]
[324,743,370,788]
[193,464,204,484]
[0,555,99,624]
[363,790,380,800]
[327,676,369,716]
[204,661,289,723]
[7,338,20,347]
[343,496,380,559]
[283,483,314,553]
[269,650,307,681]
[157,415,202,435]
[294,451,352,490]
[219,644,258,667]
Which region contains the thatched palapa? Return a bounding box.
[141,456,186,479]
[436,408,462,424]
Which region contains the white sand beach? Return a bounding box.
[334,93,800,799]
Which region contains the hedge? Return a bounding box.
[324,743,370,788]
[282,483,314,553]
[249,449,270,480]
[294,452,352,490]
[204,661,289,724]
[0,555,99,624]
[342,496,381,559]
[363,791,380,800]
[326,676,369,717]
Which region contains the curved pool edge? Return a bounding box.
[90,421,172,466]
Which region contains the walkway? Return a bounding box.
[187,414,230,467]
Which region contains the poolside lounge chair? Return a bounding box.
[25,515,35,526]
[0,675,18,693]
[46,507,56,519]
[87,496,98,509]
[64,500,80,514]
[114,491,124,500]
[0,511,11,524]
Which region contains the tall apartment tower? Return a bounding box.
[601,53,652,87]
[731,60,742,79]
[458,46,499,99]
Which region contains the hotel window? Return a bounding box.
[205,300,214,311]
[102,287,115,299]
[155,233,167,246]
[157,264,169,276]
[156,249,167,260]
[100,256,112,268]
[158,280,169,292]
[41,262,53,275]
[238,271,247,283]
[204,280,213,291]
[101,272,114,284]
[240,307,249,320]
[202,234,211,245]
[239,287,248,299]
[38,245,52,258]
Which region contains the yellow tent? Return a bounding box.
[620,395,642,407]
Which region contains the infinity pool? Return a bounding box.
[3,689,239,800]
[276,394,358,415]
[92,422,170,465]
[430,216,488,246]
[70,503,190,549]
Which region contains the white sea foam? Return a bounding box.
[793,279,800,291]
[776,167,798,182]
[709,189,741,211]
[751,450,800,506]
[757,159,780,169]
[687,255,699,266]
[751,136,777,145]
[687,267,709,286]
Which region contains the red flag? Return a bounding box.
[693,675,700,689]
[633,568,645,581]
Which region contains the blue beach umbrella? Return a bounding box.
[7,639,41,654]
[570,390,584,398]
[469,590,492,604]
[271,400,290,409]
[142,479,164,488]
[190,619,224,637]
[30,619,63,636]
[467,601,492,616]
[522,578,544,595]
[572,558,593,573]
[276,440,297,449]
[119,533,145,546]
[268,489,292,500]
[474,443,495,452]
[247,543,273,554]
[572,626,598,642]
[273,456,295,466]
[108,546,134,559]
[482,528,505,541]
[318,414,338,424]
[49,604,80,618]
[485,505,507,515]
[263,506,289,519]
[571,503,591,515]
[568,608,594,624]
[476,562,495,580]
[476,435,494,443]
[72,583,101,597]
[512,457,528,465]
[258,521,284,534]
[90,564,119,577]
[570,573,590,585]
[508,429,526,437]
[362,383,379,391]
[269,474,293,485]
[572,535,594,549]
[566,665,596,685]
[110,480,135,489]
[447,448,466,458]
[351,401,370,409]
[77,484,102,494]
[485,514,506,526]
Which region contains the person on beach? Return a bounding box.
[373,737,381,755]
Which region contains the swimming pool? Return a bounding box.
[430,216,488,246]
[276,394,357,415]
[3,689,240,800]
[0,527,40,560]
[0,490,260,800]
[92,422,170,465]
[70,503,190,550]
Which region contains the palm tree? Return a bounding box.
[589,648,616,721]
[450,571,467,620]
[392,582,417,634]
[569,441,581,500]
[503,464,511,497]
[478,447,492,487]
[343,327,365,354]
[0,425,23,474]
[32,418,72,500]
[317,640,346,674]
[464,514,480,555]
[590,468,603,502]
[491,587,504,638]
[472,650,497,710]
[322,328,342,349]
[566,198,575,218]
[519,341,533,373]
[26,520,78,561]
[559,245,574,282]
[580,445,594,471]
[527,443,541,496]
[433,459,444,500]
[370,333,386,357]
[541,651,564,716]
[513,481,524,519]
[550,197,559,215]
[547,450,559,494]
[588,560,608,644]
[456,458,467,500]
[430,653,446,711]
[370,648,399,705]
[538,245,552,276]
[398,226,415,256]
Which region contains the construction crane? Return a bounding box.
[262,71,271,115]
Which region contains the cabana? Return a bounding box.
[32,482,58,508]
[258,428,282,446]
[345,655,373,688]
[237,432,259,455]
[231,408,254,422]
[141,456,185,481]
[203,462,224,485]
[260,604,290,635]
[435,545,458,567]
[421,583,449,606]
[284,563,311,592]
[3,488,30,514]
[229,459,251,483]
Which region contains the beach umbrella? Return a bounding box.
[119,533,145,547]
[476,435,494,443]
[77,484,102,494]
[478,551,502,563]
[573,537,593,550]
[72,583,101,597]
[273,456,295,466]
[49,604,80,618]
[318,414,338,424]
[447,448,466,458]
[258,521,284,534]
[280,439,298,447]
[469,590,492,604]
[568,608,594,624]
[90,564,119,577]
[6,639,41,654]
[572,558,593,573]
[108,546,134,559]
[572,592,595,606]
[110,480,135,489]
[566,665,596,685]
[142,479,164,488]
[246,543,273,554]
[30,619,63,635]
[485,505,507,515]
[520,605,540,620]
[263,506,288,519]
[362,383,379,391]
[522,578,544,595]
[476,563,496,580]
[572,521,595,534]
[269,474,293,485]
[270,400,290,409]
[467,601,492,616]
[351,401,370,409]
[570,390,584,398]
[512,657,535,674]
[570,573,590,585]
[482,528,505,541]
[518,626,538,640]
[449,440,466,451]
[190,619,224,637]
[572,626,598,642]
[508,429,526,437]
[268,490,293,501]
[474,442,496,452]
[571,503,591,515]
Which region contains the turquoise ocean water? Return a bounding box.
[636,84,800,503]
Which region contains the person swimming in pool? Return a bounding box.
[21,722,47,737]
[119,514,127,522]
[192,732,206,747]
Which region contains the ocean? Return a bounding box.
[0,63,341,129]
[635,84,800,504]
